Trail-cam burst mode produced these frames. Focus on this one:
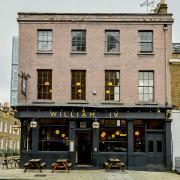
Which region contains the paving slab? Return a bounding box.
[0,168,179,180]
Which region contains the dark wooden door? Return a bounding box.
[147,133,164,166]
[77,132,92,164]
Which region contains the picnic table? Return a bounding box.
[12,157,20,167]
[104,158,125,171]
[51,159,72,173]
[2,158,13,168]
[24,159,46,172]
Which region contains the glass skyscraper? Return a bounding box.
[10,36,19,106]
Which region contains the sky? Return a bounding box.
[0,0,180,104]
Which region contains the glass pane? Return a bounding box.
[148,141,153,152]
[157,141,162,152]
[147,120,164,129]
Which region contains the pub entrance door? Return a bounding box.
[146,132,165,167]
[76,131,92,164]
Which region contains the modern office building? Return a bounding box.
[10,36,19,106]
[16,1,173,170]
[169,43,180,171]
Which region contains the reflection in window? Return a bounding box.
[138,31,153,53]
[105,71,120,101]
[105,30,120,52]
[39,120,69,151]
[99,120,127,152]
[22,121,31,151]
[139,71,154,102]
[134,120,145,152]
[38,30,52,51]
[72,30,86,52]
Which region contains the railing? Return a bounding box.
[172,43,180,53]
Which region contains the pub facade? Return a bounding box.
[16,1,173,170]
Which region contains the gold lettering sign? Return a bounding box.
[89,112,95,118]
[50,111,57,117]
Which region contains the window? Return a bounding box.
[71,70,86,100]
[22,121,31,151]
[134,120,145,152]
[105,71,120,101]
[99,119,127,152]
[38,30,52,51]
[139,71,154,102]
[105,30,120,52]
[71,30,86,52]
[0,122,2,132]
[39,119,69,151]
[138,31,153,53]
[37,70,52,100]
[147,120,164,129]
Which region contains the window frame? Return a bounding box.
[71,70,86,100]
[105,30,120,53]
[99,119,128,152]
[138,30,153,53]
[138,71,154,102]
[37,29,53,52]
[105,70,120,101]
[71,30,86,52]
[37,69,52,100]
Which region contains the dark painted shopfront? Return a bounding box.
[15,105,172,170]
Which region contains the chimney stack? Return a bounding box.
[154,0,168,14]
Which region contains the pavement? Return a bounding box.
[0,168,180,180]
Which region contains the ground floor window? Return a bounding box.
[99,119,127,152]
[22,121,32,151]
[134,120,145,152]
[39,119,69,151]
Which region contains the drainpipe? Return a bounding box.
[164,24,168,106]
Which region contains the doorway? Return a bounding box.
[147,133,165,167]
[76,132,92,164]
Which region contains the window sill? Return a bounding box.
[70,52,87,55]
[67,101,89,104]
[36,51,53,54]
[104,52,121,55]
[32,100,55,104]
[135,102,158,105]
[137,52,154,55]
[101,101,123,105]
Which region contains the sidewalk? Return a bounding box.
[0,168,179,180]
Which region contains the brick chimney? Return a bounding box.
[154,0,168,14]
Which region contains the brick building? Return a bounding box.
[169,43,180,171]
[16,1,173,170]
[0,104,20,157]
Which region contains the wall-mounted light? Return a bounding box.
[92,118,99,129]
[106,90,110,94]
[108,82,113,86]
[30,118,38,128]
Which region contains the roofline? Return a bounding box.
[18,12,173,16]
